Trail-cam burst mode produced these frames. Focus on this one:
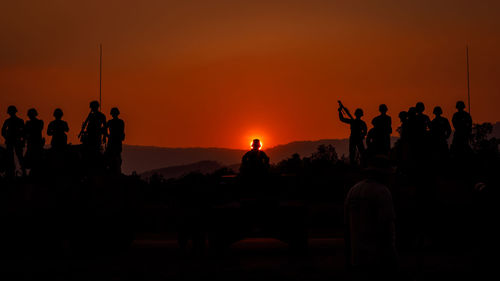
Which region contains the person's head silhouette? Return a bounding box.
[110,107,120,118]
[398,111,408,122]
[456,101,466,112]
[354,108,364,119]
[379,104,388,114]
[27,108,38,120]
[7,105,17,117]
[433,106,443,117]
[90,101,100,112]
[416,102,425,114]
[53,108,63,120]
[251,139,262,151]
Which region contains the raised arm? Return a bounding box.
[339,109,351,124]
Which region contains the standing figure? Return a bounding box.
[105,107,125,174]
[47,108,69,150]
[345,157,398,279]
[24,108,44,171]
[79,101,106,153]
[451,101,473,156]
[240,139,270,181]
[371,104,392,155]
[414,102,431,140]
[429,106,451,160]
[338,102,367,165]
[1,105,25,177]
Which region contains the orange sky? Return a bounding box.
[1,0,499,149]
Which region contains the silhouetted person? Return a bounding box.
[345,156,398,279]
[371,104,392,155]
[24,108,44,172]
[1,105,25,177]
[240,139,270,181]
[47,108,69,150]
[451,101,472,156]
[430,106,451,160]
[414,102,431,139]
[397,111,408,141]
[338,103,367,165]
[105,107,125,174]
[79,101,106,153]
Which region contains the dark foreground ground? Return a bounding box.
[0,235,486,281]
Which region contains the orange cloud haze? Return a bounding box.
[1,0,499,149]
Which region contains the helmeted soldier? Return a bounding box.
[240,139,270,180]
[24,108,44,171]
[105,107,125,174]
[1,105,25,177]
[338,103,367,165]
[414,102,431,140]
[371,104,392,155]
[79,101,106,152]
[430,106,451,158]
[47,108,69,150]
[451,101,472,155]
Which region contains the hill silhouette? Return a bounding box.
[140,160,237,180]
[115,121,500,174]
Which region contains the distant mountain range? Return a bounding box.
[122,139,350,175]
[120,121,500,177]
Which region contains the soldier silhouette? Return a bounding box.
[430,106,451,160]
[371,104,392,155]
[414,102,431,139]
[451,101,472,156]
[240,139,270,181]
[1,105,25,177]
[47,108,69,150]
[338,101,367,165]
[397,111,408,140]
[105,107,125,174]
[24,108,44,172]
[79,101,106,153]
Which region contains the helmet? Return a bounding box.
[251,139,262,150]
[27,108,38,118]
[354,108,363,118]
[53,108,63,119]
[379,104,388,113]
[433,106,442,115]
[110,107,120,116]
[456,101,466,110]
[7,105,17,115]
[416,102,425,113]
[90,100,100,110]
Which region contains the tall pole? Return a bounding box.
[466,45,471,114]
[99,43,102,110]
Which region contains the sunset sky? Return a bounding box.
[1,0,499,149]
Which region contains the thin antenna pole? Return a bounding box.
[99,43,102,110]
[466,44,471,114]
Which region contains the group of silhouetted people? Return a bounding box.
[1,101,125,178]
[338,100,473,168]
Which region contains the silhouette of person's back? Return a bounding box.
[1,105,25,177]
[24,108,44,171]
[47,108,69,150]
[451,101,472,155]
[80,101,106,152]
[240,139,270,181]
[338,102,367,165]
[371,104,392,155]
[106,107,125,174]
[345,156,398,278]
